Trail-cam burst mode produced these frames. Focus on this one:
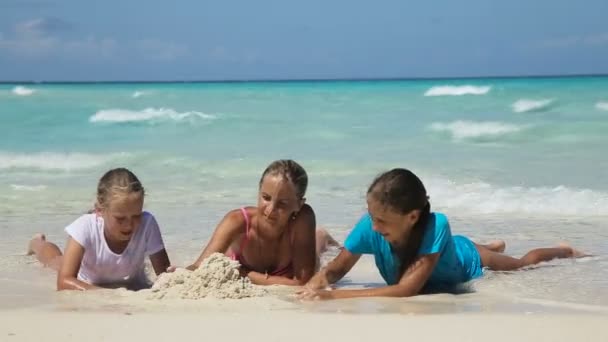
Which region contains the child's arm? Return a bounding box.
[276,204,316,286]
[56,238,99,291]
[303,248,361,290]
[300,253,439,300]
[149,249,171,275]
[244,271,304,286]
[187,209,244,270]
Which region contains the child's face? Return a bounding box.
[257,175,303,227]
[366,197,420,247]
[100,193,144,242]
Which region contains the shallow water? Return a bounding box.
[1,77,607,311]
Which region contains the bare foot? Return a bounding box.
[27,233,46,255]
[485,240,506,253]
[558,242,590,258]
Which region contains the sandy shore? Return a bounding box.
[2,250,607,342]
[1,309,606,342]
[1,273,607,342]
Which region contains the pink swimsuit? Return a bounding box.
[228,208,293,277]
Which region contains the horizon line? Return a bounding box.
[1,72,608,84]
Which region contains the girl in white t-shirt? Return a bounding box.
[26,168,171,291]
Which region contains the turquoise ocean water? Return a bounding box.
[1,77,607,310]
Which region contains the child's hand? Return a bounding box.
[303,272,329,290]
[296,288,332,301]
[166,266,192,273]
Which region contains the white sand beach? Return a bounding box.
[1,264,607,342]
[1,309,606,342]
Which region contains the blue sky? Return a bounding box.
[1,0,607,81]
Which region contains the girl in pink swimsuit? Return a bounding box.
[188,159,338,286]
[228,207,294,277]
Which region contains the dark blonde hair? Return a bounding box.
[95,168,145,210]
[259,159,308,199]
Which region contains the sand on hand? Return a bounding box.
[148,253,267,300]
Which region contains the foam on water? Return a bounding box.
[12,86,35,96]
[3,152,607,218]
[1,78,608,310]
[429,120,525,141]
[595,101,608,111]
[0,151,128,171]
[511,98,554,113]
[10,184,47,191]
[89,107,216,123]
[424,85,491,96]
[427,177,608,216]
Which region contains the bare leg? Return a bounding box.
[27,233,63,271]
[476,242,585,271]
[314,228,340,271]
[315,228,339,255]
[475,240,506,253]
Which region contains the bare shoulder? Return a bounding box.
[212,207,261,243]
[219,208,248,233]
[293,204,316,230]
[299,203,315,217]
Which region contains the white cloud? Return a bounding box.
[0,18,187,62]
[206,46,261,65]
[0,31,115,59]
[583,33,608,46]
[15,17,72,37]
[63,36,117,59]
[0,18,113,59]
[136,39,190,61]
[540,32,608,49]
[0,32,59,57]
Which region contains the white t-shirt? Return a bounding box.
[64,211,165,286]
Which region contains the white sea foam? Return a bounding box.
[12,86,35,96]
[0,151,126,171]
[595,101,608,111]
[89,107,216,123]
[424,85,491,96]
[132,91,147,98]
[429,120,525,141]
[512,99,554,113]
[429,178,608,216]
[10,184,47,191]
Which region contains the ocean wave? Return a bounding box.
[512,99,554,113]
[10,184,47,191]
[429,120,525,141]
[12,86,35,96]
[89,107,217,124]
[595,101,608,111]
[430,178,608,216]
[0,151,127,171]
[424,85,491,97]
[132,91,147,98]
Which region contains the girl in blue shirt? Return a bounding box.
[298,168,585,300]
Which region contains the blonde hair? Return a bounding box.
[95,168,145,210]
[259,159,308,199]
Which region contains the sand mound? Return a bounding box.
[148,253,266,300]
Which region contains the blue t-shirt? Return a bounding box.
[343,212,483,287]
